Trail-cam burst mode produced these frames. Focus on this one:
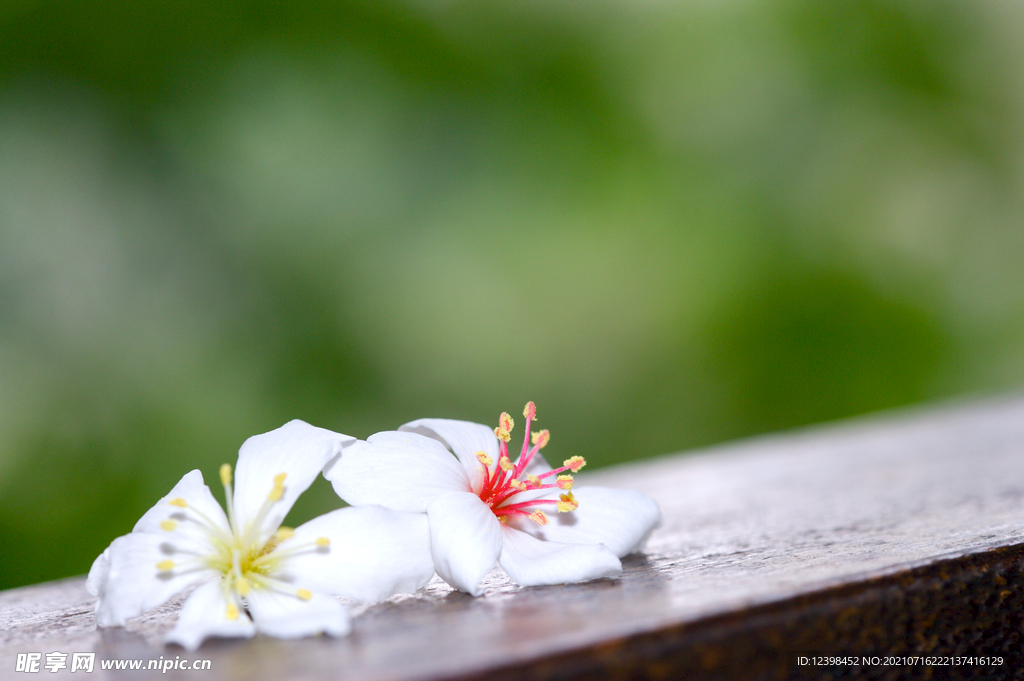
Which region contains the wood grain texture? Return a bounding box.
[4,396,1024,680]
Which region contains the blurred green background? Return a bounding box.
[2,0,1024,590]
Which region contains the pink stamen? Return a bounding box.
[489,481,561,508]
[495,498,558,515]
[475,403,583,522]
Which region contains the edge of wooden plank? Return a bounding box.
[462,542,1024,681]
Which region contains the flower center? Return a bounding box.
[475,401,584,526]
[154,464,330,619]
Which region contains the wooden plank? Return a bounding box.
[4,396,1024,680]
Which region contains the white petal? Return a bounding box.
[233,420,355,542]
[165,579,256,651]
[324,431,470,512]
[498,525,621,587]
[426,491,502,596]
[281,507,434,603]
[86,547,110,598]
[508,486,661,557]
[246,588,351,640]
[132,469,230,554]
[94,533,219,627]
[399,418,498,488]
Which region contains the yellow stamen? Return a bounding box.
[168,498,187,508]
[494,427,511,443]
[160,520,177,531]
[476,451,493,467]
[510,479,527,491]
[564,456,586,472]
[528,511,549,526]
[523,401,536,420]
[225,603,239,620]
[268,472,287,501]
[499,412,515,432]
[275,527,295,541]
[531,430,550,448]
[296,589,313,601]
[556,475,574,490]
[219,463,232,486]
[236,577,251,596]
[557,492,578,513]
[315,537,330,547]
[499,456,513,471]
[156,560,175,571]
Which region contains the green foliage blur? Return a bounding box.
[2,0,1023,590]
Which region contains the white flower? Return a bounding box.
[87,420,435,651]
[323,402,661,596]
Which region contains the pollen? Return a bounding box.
[296,589,313,601]
[499,412,515,432]
[557,493,578,513]
[499,456,514,471]
[315,537,330,547]
[267,472,287,501]
[564,456,586,472]
[528,475,540,486]
[225,603,239,621]
[275,527,295,540]
[523,401,537,421]
[531,429,550,448]
[494,427,511,443]
[219,463,232,486]
[476,451,493,467]
[528,511,549,526]
[168,498,187,508]
[160,520,177,531]
[556,475,574,490]
[156,560,175,571]
[235,577,251,596]
[510,479,527,491]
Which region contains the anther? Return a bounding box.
[236,577,251,596]
[225,603,239,621]
[275,527,295,541]
[523,401,537,421]
[528,511,549,526]
[556,475,574,490]
[476,451,493,467]
[528,474,540,486]
[510,479,527,491]
[499,412,515,432]
[494,427,511,443]
[267,472,287,501]
[531,430,550,448]
[564,456,586,472]
[160,520,177,531]
[156,560,175,571]
[296,589,313,601]
[315,537,330,547]
[557,492,578,513]
[499,456,514,472]
[219,463,232,486]
[168,498,187,508]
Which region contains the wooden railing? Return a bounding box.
[4,396,1024,679]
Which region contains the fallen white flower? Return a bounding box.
[88,420,434,650]
[324,402,661,595]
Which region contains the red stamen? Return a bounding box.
[494,499,558,518]
[477,403,580,524]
